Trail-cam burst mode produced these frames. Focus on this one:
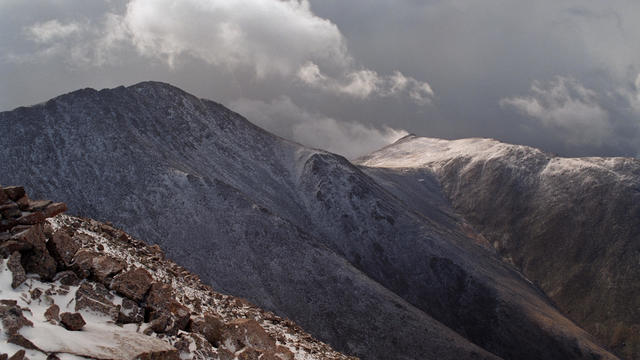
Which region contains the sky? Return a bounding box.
[1,0,639,159]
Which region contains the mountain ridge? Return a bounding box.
[1,81,620,359]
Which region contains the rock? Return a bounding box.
[10,224,45,251]
[42,203,67,218]
[7,252,26,288]
[72,249,98,278]
[167,301,191,332]
[7,350,25,360]
[0,219,17,232]
[44,304,60,323]
[146,282,173,317]
[7,334,39,350]
[23,249,57,281]
[111,268,153,301]
[217,349,235,360]
[16,211,46,225]
[3,187,25,202]
[189,313,225,346]
[0,240,32,256]
[60,312,86,331]
[134,349,180,360]
[30,288,42,300]
[237,348,261,360]
[47,230,80,268]
[223,319,277,352]
[75,282,118,320]
[0,186,7,204]
[15,196,30,211]
[53,271,80,286]
[27,199,52,212]
[147,314,169,334]
[118,298,144,324]
[0,202,21,219]
[0,301,33,334]
[91,255,125,283]
[46,354,61,360]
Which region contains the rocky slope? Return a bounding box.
[0,185,354,360]
[0,82,619,359]
[358,135,640,359]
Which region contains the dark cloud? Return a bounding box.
[1,0,639,157]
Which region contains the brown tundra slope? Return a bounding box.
[358,135,640,359]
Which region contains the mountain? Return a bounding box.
[0,185,352,360]
[0,82,618,359]
[358,135,640,359]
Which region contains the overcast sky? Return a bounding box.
[1,0,639,158]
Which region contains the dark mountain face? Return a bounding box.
[359,135,640,359]
[0,82,618,360]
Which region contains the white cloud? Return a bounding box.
[231,96,408,158]
[25,20,82,43]
[297,62,434,105]
[500,77,611,145]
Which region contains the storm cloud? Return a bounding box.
[1,0,639,157]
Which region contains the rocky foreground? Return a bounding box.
[0,185,355,360]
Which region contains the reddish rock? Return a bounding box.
[0,186,7,204]
[60,312,85,331]
[10,224,46,251]
[168,301,191,332]
[147,313,169,334]
[189,313,225,346]
[0,219,17,232]
[72,249,98,278]
[42,202,67,218]
[27,199,52,211]
[118,298,144,324]
[16,211,46,225]
[7,350,24,360]
[135,349,180,360]
[237,348,261,360]
[217,349,235,360]
[0,240,32,256]
[30,287,42,300]
[0,301,33,334]
[146,282,174,317]
[23,248,57,281]
[47,230,80,268]
[3,187,25,202]
[45,304,60,323]
[111,268,153,301]
[91,255,125,283]
[223,319,277,352]
[15,196,30,211]
[7,252,26,288]
[75,282,118,320]
[0,202,21,218]
[53,270,80,286]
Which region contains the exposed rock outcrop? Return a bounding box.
[0,185,354,360]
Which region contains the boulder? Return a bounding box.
[7,252,26,288]
[0,202,21,219]
[0,301,33,334]
[42,203,67,218]
[47,230,80,268]
[146,282,173,318]
[27,199,52,212]
[75,282,119,320]
[7,350,24,360]
[15,196,30,211]
[72,249,98,278]
[60,312,86,331]
[16,211,46,225]
[3,187,25,202]
[23,249,57,281]
[91,255,125,283]
[10,224,45,251]
[118,298,144,324]
[134,349,180,360]
[111,268,153,301]
[223,319,277,353]
[189,314,225,346]
[53,270,80,286]
[237,348,261,360]
[44,304,60,323]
